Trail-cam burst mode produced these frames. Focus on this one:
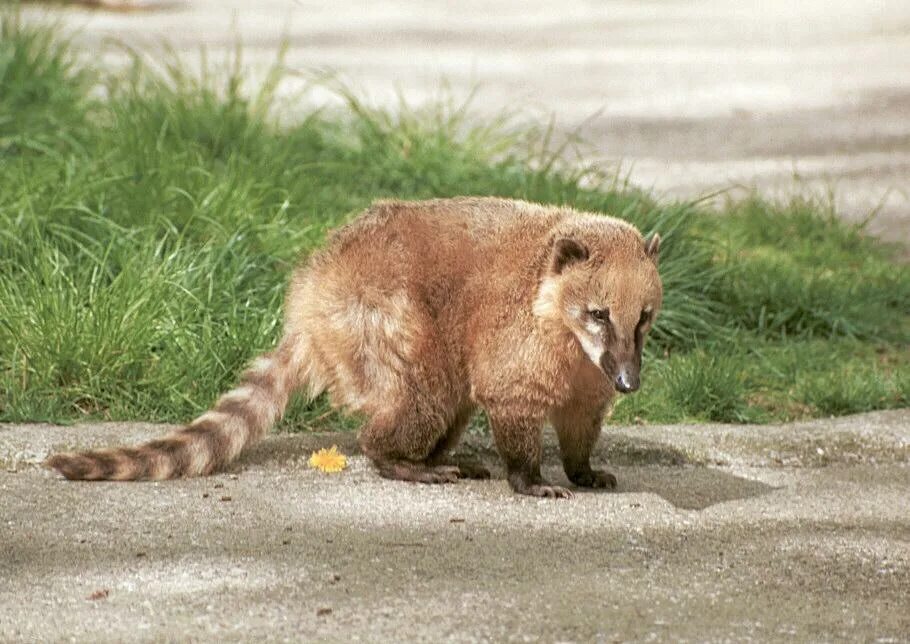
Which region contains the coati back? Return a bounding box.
[47,197,663,497]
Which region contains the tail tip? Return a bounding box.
[45,453,95,480]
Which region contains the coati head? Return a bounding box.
[534,225,663,393]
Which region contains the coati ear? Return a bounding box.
[644,233,661,263]
[551,237,589,274]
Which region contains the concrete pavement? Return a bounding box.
[2,411,908,641]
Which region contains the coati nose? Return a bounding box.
[614,369,639,394]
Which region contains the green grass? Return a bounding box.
[1,15,908,429]
[611,338,909,424]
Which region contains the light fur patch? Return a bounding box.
[193,410,232,427]
[226,414,252,458]
[225,423,248,459]
[331,359,367,410]
[187,436,210,475]
[147,455,169,481]
[575,332,605,371]
[533,277,561,319]
[300,361,328,399]
[250,356,274,375]
[261,398,282,426]
[289,332,328,399]
[219,385,255,404]
[185,414,248,474]
[323,291,420,411]
[110,452,135,481]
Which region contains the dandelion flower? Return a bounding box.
[308,445,347,473]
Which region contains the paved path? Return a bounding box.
[25,0,910,250]
[2,411,908,641]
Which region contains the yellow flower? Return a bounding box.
[308,445,347,473]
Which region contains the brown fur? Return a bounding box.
[46,197,662,497]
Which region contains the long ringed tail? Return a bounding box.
[46,338,303,481]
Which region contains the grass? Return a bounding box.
[1,14,908,429]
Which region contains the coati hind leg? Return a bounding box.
[488,414,573,499]
[358,403,463,485]
[426,406,491,480]
[550,399,617,490]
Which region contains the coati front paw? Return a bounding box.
[568,468,617,489]
[508,471,574,499]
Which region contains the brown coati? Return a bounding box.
[47,197,663,498]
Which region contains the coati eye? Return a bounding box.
[638,310,651,326]
[589,308,609,323]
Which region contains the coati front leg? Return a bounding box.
[488,414,573,499]
[550,401,617,489]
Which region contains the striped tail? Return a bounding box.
[46,339,303,481]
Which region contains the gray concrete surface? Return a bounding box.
[23,0,910,250]
[2,411,908,641]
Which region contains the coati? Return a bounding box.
[47,197,662,498]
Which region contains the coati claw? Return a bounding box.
[569,469,617,489]
[525,484,574,499]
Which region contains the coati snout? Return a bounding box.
[602,353,640,394]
